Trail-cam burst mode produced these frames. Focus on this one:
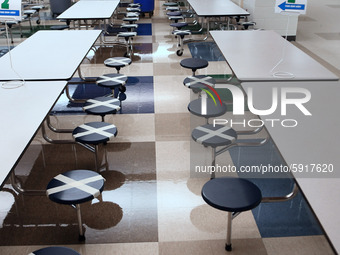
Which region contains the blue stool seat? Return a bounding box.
[180,58,209,76]
[188,98,227,120]
[170,22,187,29]
[202,177,262,212]
[73,122,117,172]
[83,97,121,121]
[167,11,182,16]
[30,246,80,255]
[96,73,127,89]
[104,57,132,73]
[192,124,237,148]
[73,122,117,145]
[47,170,105,240]
[47,170,105,205]
[202,177,262,251]
[164,2,179,6]
[123,17,139,23]
[172,29,191,56]
[183,75,215,89]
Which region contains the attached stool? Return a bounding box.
[172,30,191,56]
[96,73,128,96]
[104,57,132,73]
[51,19,70,30]
[2,21,22,43]
[180,58,209,76]
[166,6,180,12]
[121,23,138,32]
[123,16,139,24]
[23,9,37,30]
[73,122,118,171]
[202,177,262,251]
[163,2,179,7]
[117,31,137,57]
[192,124,237,178]
[83,97,121,122]
[188,98,227,124]
[183,75,216,93]
[30,246,80,255]
[46,170,105,240]
[128,3,141,8]
[31,5,44,25]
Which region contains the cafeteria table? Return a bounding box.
[187,0,249,40]
[0,81,67,189]
[0,30,102,81]
[57,0,120,30]
[241,80,340,253]
[210,30,339,82]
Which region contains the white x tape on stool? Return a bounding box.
[104,57,131,67]
[46,170,105,241]
[192,124,237,179]
[73,123,117,140]
[184,75,216,88]
[84,98,121,111]
[96,74,127,87]
[194,125,236,145]
[47,174,104,198]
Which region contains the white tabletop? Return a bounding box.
[0,30,101,81]
[0,81,67,187]
[211,30,339,81]
[187,0,249,17]
[242,81,340,253]
[57,0,119,20]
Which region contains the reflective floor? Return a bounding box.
[0,0,338,254]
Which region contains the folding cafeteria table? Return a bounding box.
[187,0,249,39]
[57,0,120,30]
[0,30,102,81]
[242,81,340,254]
[210,30,339,82]
[0,81,67,189]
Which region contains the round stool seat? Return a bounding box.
[50,24,69,30]
[183,75,215,90]
[128,3,141,8]
[169,15,183,21]
[127,7,141,12]
[173,29,191,37]
[96,73,127,88]
[192,124,237,148]
[188,98,227,118]
[31,5,44,11]
[104,57,132,69]
[83,97,121,116]
[118,31,137,38]
[23,9,36,15]
[126,12,140,18]
[31,246,80,255]
[180,58,209,73]
[47,170,105,205]
[202,177,262,212]
[123,17,139,23]
[2,21,18,26]
[164,2,179,6]
[166,6,180,11]
[73,122,117,145]
[167,11,182,16]
[170,22,187,29]
[121,23,138,29]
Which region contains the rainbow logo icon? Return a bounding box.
[200,84,222,115]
